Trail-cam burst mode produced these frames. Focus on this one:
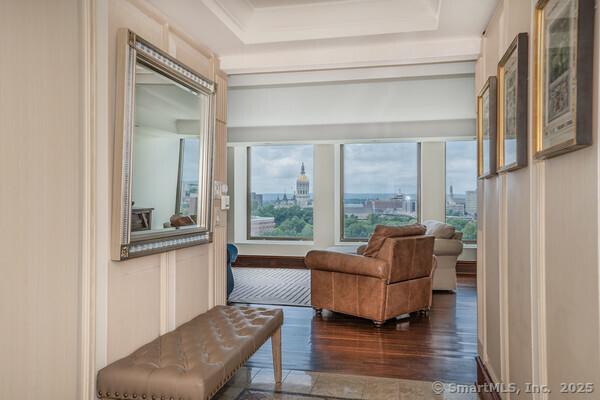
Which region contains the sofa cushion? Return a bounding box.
[363,224,427,257]
[423,220,456,239]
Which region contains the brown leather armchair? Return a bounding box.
[305,226,435,327]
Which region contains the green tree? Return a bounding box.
[343,213,417,239]
[253,204,314,238]
[462,221,477,241]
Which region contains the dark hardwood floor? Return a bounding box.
[239,276,477,384]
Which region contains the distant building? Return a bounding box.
[274,193,296,208]
[466,190,477,217]
[179,182,198,215]
[345,190,417,218]
[370,197,409,215]
[447,202,465,216]
[447,185,466,216]
[250,216,276,236]
[344,203,373,218]
[250,192,263,210]
[273,162,311,209]
[296,162,310,208]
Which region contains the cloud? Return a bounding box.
[250,145,313,193]
[343,143,418,194]
[249,141,477,196]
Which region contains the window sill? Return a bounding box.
[334,241,366,246]
[235,240,315,246]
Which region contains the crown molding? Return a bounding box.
[228,61,475,87]
[220,36,481,74]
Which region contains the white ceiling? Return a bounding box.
[247,0,353,8]
[147,0,498,74]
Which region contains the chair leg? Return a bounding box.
[271,327,282,384]
[373,320,384,328]
[313,307,322,316]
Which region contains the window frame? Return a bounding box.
[246,145,315,241]
[444,140,478,244]
[339,142,422,242]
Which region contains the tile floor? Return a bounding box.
[213,367,479,400]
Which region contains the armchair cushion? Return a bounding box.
[377,235,435,283]
[363,224,427,257]
[423,220,456,239]
[305,250,389,280]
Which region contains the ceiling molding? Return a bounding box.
[220,37,481,74]
[247,0,360,9]
[227,61,476,87]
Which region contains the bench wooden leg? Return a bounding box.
[271,327,282,384]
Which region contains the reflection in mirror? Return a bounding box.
[131,62,207,238]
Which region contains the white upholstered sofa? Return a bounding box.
[423,220,464,291]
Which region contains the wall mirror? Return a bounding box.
[112,29,216,261]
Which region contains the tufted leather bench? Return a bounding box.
[97,305,283,400]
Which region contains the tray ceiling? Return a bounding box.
[202,0,442,44]
[147,0,498,74]
[246,0,354,8]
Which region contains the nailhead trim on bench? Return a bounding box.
[97,329,275,400]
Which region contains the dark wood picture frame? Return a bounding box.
[534,0,595,159]
[477,76,497,179]
[497,33,529,173]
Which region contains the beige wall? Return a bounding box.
[0,1,227,396]
[0,1,84,399]
[477,0,600,397]
[97,0,228,366]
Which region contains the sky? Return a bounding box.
[343,143,418,194]
[446,140,477,194]
[249,141,477,195]
[182,138,200,182]
[250,145,314,194]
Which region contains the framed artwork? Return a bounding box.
[477,76,497,179]
[534,0,595,159]
[497,33,529,173]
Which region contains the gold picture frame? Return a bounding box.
[477,76,497,179]
[497,33,529,173]
[533,0,594,159]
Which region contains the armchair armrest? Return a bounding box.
[305,250,389,280]
[433,238,463,256]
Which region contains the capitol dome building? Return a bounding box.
[296,162,310,208]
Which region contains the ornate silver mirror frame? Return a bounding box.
[111,29,216,261]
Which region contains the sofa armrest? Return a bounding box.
[433,238,463,256]
[305,250,389,280]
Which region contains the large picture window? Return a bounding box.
[248,145,314,240]
[445,140,477,242]
[342,142,419,241]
